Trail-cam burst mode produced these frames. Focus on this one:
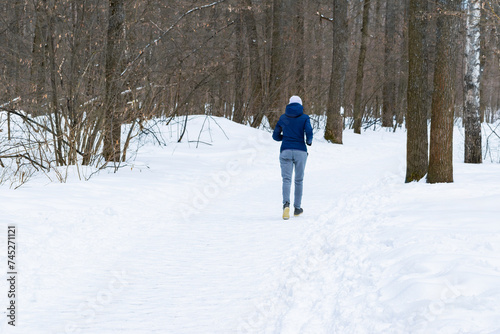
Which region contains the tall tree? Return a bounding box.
[382,0,397,128]
[242,0,264,127]
[32,0,48,112]
[46,0,65,165]
[10,0,22,97]
[406,0,429,182]
[103,0,125,162]
[396,0,410,127]
[268,0,284,112]
[427,0,461,183]
[324,0,348,144]
[353,0,371,134]
[233,9,245,124]
[478,0,488,123]
[464,0,482,163]
[65,0,85,165]
[294,0,305,98]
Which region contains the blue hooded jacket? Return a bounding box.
[272,103,313,152]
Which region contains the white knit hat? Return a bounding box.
[289,95,302,105]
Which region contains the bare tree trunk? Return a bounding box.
[233,10,245,124]
[8,0,22,141]
[66,0,83,165]
[353,0,370,134]
[103,0,125,162]
[294,0,305,98]
[47,2,65,166]
[382,0,396,128]
[267,0,284,119]
[405,0,429,182]
[464,0,482,163]
[242,0,264,127]
[310,22,325,115]
[396,0,409,128]
[428,0,461,183]
[324,0,348,144]
[32,0,47,113]
[11,0,22,98]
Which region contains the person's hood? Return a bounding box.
[285,103,304,118]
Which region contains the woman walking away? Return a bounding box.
[272,95,313,220]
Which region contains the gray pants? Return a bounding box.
[280,149,308,208]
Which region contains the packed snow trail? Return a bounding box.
[239,157,406,333]
[1,116,500,333]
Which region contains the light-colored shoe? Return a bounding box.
[282,202,290,220]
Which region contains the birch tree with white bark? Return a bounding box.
[464,0,482,163]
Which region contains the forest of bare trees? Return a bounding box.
[1,0,500,184]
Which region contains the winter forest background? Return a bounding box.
[0,0,499,184]
[3,1,500,333]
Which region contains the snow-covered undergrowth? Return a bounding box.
[0,110,102,188]
[0,110,161,188]
[1,115,500,333]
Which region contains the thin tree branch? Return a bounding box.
[121,0,227,77]
[0,154,49,171]
[180,20,235,64]
[0,107,85,157]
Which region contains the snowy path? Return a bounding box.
[241,139,406,333]
[2,117,500,333]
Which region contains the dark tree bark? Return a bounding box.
[268,0,284,110]
[294,0,305,98]
[11,0,22,97]
[324,0,348,144]
[32,0,48,112]
[427,0,461,183]
[396,0,409,128]
[405,0,429,182]
[233,10,245,124]
[8,0,23,141]
[382,0,396,128]
[256,0,285,128]
[65,0,84,165]
[46,1,65,166]
[353,0,370,134]
[242,0,264,127]
[103,0,125,162]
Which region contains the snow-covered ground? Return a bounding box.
[1,115,500,333]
